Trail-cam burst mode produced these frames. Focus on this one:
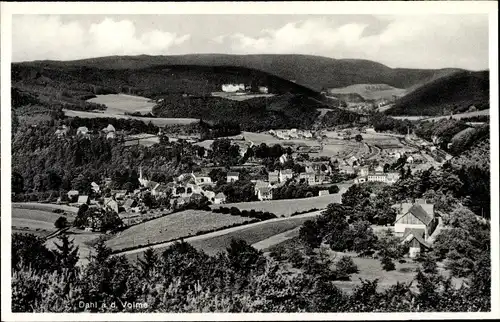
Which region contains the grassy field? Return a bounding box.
[106,210,252,251]
[12,202,79,214]
[210,194,342,217]
[11,207,74,237]
[87,94,156,114]
[64,109,199,126]
[328,84,406,101]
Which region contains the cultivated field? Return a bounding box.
[64,109,199,126]
[12,207,74,237]
[210,193,342,217]
[106,210,253,251]
[87,94,156,114]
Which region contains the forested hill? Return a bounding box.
[16,54,463,91]
[12,63,321,100]
[387,70,490,116]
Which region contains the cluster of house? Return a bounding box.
[221,83,269,94]
[392,198,438,258]
[54,124,119,140]
[353,165,401,184]
[268,129,314,140]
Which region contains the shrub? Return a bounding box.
[54,216,68,229]
[230,207,241,216]
[335,255,359,280]
[381,256,396,271]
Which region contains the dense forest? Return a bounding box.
[153,93,322,131]
[23,54,464,91]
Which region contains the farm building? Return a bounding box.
[76,126,89,137]
[392,199,437,239]
[104,198,119,213]
[222,84,245,93]
[401,228,431,258]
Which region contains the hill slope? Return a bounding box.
[386,70,489,116]
[327,84,406,102]
[18,54,463,91]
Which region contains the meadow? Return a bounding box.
[87,94,156,114]
[11,207,74,237]
[392,109,490,122]
[106,210,252,251]
[328,84,406,101]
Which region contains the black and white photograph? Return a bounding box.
[1,1,498,320]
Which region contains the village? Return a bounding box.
[45,118,455,260]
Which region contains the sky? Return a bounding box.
[11,14,490,70]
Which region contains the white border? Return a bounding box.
[1,1,499,321]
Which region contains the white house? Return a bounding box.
[227,172,240,183]
[318,190,330,196]
[55,125,69,138]
[279,154,288,164]
[222,84,245,93]
[192,173,213,186]
[279,169,293,183]
[367,172,387,183]
[76,127,89,137]
[213,192,227,204]
[258,86,269,94]
[268,170,280,184]
[358,166,370,177]
[90,182,100,193]
[406,155,414,164]
[299,172,316,185]
[256,186,273,201]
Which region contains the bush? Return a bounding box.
[381,256,396,271]
[54,216,68,229]
[230,207,240,216]
[335,255,359,280]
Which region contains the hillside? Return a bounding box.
[386,70,489,116]
[152,93,327,132]
[12,62,333,130]
[18,54,463,91]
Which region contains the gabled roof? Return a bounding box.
[257,186,272,194]
[215,192,226,199]
[281,169,293,175]
[408,204,434,225]
[402,228,431,248]
[227,172,239,177]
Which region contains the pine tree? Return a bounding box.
[53,233,79,272]
[138,247,158,278]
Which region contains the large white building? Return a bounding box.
[222,84,245,93]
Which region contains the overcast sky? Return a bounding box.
[12,14,489,70]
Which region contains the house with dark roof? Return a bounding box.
[401,228,431,258]
[393,199,437,239]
